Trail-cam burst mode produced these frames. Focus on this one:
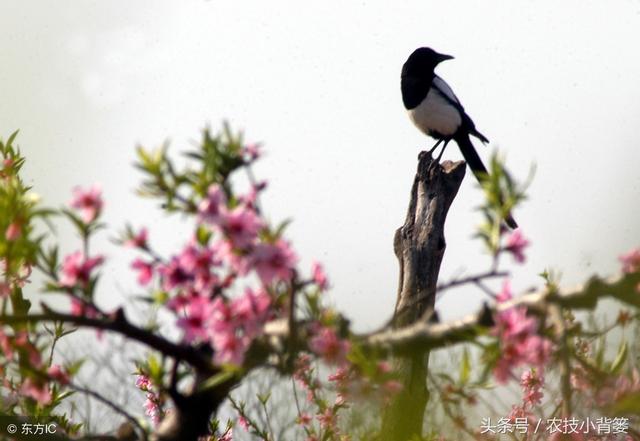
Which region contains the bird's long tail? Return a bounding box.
[454,133,518,229]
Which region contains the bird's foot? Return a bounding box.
[427,139,443,156]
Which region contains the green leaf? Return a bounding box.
[459,348,471,385]
[7,129,20,147]
[608,391,640,416]
[595,336,606,369]
[609,340,628,374]
[199,370,237,393]
[147,354,163,381]
[196,224,212,245]
[257,392,271,405]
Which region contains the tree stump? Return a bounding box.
[380,152,466,440]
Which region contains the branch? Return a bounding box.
[363,272,640,354]
[0,307,217,375]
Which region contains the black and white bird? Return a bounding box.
[401,47,518,229]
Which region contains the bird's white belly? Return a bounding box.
[408,91,461,137]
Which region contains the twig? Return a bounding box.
[436,270,508,293]
[260,398,275,441]
[69,381,147,441]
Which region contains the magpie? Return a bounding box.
[401,47,518,229]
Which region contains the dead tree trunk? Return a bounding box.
[380,151,466,441]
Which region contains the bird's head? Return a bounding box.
[402,47,454,78]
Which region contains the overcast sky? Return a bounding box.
[1,0,639,331]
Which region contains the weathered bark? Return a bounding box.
[380,152,465,441]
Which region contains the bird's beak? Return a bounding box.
[437,53,454,62]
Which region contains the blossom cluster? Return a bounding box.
[492,281,552,383]
[135,374,164,425]
[0,326,70,406]
[506,368,545,423]
[61,138,344,434]
[285,353,403,441]
[126,181,302,366]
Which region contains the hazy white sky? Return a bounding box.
[1,0,639,331]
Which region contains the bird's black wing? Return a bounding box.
[432,75,489,144]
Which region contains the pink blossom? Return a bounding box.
[383,380,404,394]
[219,206,262,248]
[619,248,640,274]
[13,332,42,366]
[293,354,312,385]
[311,261,329,291]
[377,361,392,374]
[238,182,267,209]
[520,369,544,408]
[144,392,162,425]
[47,364,70,385]
[504,229,530,263]
[496,280,513,303]
[230,287,272,337]
[237,416,249,431]
[179,244,218,273]
[209,297,234,330]
[178,244,220,291]
[506,404,533,423]
[219,429,233,441]
[70,298,97,317]
[616,368,640,396]
[125,227,148,248]
[210,297,251,365]
[1,261,32,292]
[158,257,191,291]
[59,251,104,287]
[135,374,151,391]
[316,408,337,430]
[0,328,13,359]
[69,299,100,337]
[328,367,349,384]
[131,258,154,286]
[570,365,591,392]
[0,282,9,298]
[492,305,552,383]
[297,413,312,426]
[309,326,350,365]
[70,184,103,223]
[204,291,272,366]
[595,368,640,406]
[243,143,261,161]
[198,184,227,225]
[211,332,250,366]
[166,293,191,311]
[20,378,52,405]
[5,222,21,241]
[249,240,297,285]
[176,295,215,343]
